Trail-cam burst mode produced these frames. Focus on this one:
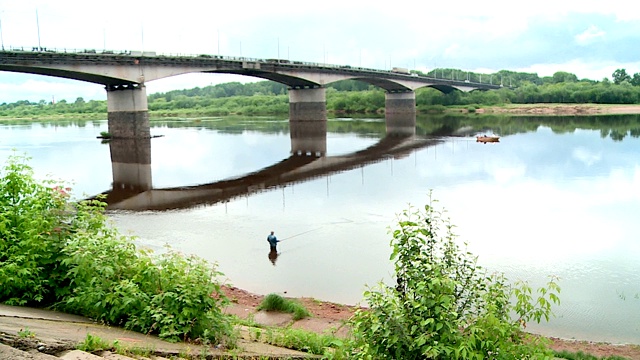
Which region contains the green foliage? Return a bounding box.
[612,69,632,85]
[348,195,560,359]
[0,155,233,344]
[252,326,345,356]
[0,155,71,305]
[76,334,112,352]
[17,327,35,338]
[257,293,312,320]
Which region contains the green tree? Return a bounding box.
[551,71,578,83]
[349,197,560,359]
[612,69,632,85]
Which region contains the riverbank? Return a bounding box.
[466,103,640,115]
[222,286,640,359]
[2,103,640,122]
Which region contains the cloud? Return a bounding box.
[572,147,602,166]
[4,0,640,101]
[0,75,104,103]
[575,25,606,45]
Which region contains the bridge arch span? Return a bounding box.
[0,49,502,138]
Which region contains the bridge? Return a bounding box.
[0,48,502,139]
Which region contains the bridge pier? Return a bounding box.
[106,84,150,139]
[385,91,416,116]
[289,88,327,156]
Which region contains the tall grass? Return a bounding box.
[256,293,311,320]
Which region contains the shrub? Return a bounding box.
[0,155,71,305]
[0,154,232,344]
[257,293,312,320]
[348,195,560,359]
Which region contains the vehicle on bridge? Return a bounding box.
[391,67,410,74]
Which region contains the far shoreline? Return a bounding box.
[456,103,640,116]
[2,103,640,122]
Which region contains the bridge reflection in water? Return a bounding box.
[102,112,442,211]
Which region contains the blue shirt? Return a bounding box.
[267,234,278,246]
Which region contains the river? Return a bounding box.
[1,114,639,344]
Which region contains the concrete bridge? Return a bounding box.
[0,48,502,138]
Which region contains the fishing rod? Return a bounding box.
[279,227,323,241]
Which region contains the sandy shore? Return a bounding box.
[471,103,640,115]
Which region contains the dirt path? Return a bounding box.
[222,286,640,359]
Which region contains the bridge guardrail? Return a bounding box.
[0,46,503,87]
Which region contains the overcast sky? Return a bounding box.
[1,0,639,103]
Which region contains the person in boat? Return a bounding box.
[267,231,279,251]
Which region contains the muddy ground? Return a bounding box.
[222,286,640,360]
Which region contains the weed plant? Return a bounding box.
[251,326,344,357]
[256,293,311,320]
[76,334,112,353]
[0,154,232,344]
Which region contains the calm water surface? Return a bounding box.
[1,115,639,344]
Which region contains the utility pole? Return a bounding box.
[36,9,41,50]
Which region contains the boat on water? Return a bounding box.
[476,135,500,143]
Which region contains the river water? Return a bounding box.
[1,114,639,344]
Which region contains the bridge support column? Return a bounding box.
[106,84,150,139]
[289,88,327,156]
[385,91,416,116]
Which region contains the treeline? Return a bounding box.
[2,68,640,118]
[3,112,639,142]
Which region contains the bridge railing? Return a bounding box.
[1,46,502,87]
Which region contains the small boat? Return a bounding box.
[476,135,500,143]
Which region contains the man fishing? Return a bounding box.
[267,231,279,251]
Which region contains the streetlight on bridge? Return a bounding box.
[36,9,42,50]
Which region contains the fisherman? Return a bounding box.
[267,231,279,251]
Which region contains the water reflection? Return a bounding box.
[268,249,280,266]
[102,113,437,211]
[108,137,152,200]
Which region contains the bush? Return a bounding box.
[348,195,560,359]
[0,154,232,344]
[257,293,312,320]
[0,155,70,305]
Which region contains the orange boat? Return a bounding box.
[476,135,500,143]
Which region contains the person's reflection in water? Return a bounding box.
[268,248,280,266]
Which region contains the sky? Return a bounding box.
[1,0,639,103]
